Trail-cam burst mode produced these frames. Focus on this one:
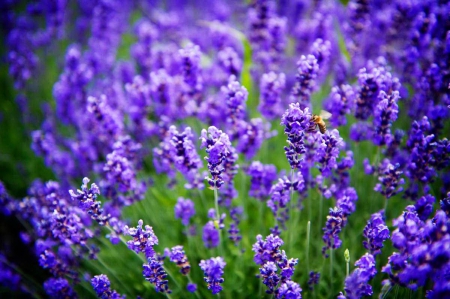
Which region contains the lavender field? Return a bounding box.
[1,0,450,298]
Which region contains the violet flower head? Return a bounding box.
[289,54,319,109]
[259,72,286,120]
[236,118,267,159]
[167,126,204,189]
[252,234,284,265]
[44,277,76,299]
[363,211,390,256]
[374,159,405,199]
[217,47,242,78]
[414,194,435,221]
[247,161,278,200]
[187,283,197,293]
[310,38,331,70]
[199,256,226,295]
[308,271,320,290]
[124,220,158,259]
[322,207,346,256]
[103,148,137,193]
[200,126,233,188]
[228,206,243,246]
[336,187,358,216]
[179,44,203,95]
[202,221,219,249]
[143,257,171,293]
[132,20,158,74]
[221,75,248,129]
[316,129,344,177]
[344,253,377,299]
[259,261,280,294]
[324,84,355,127]
[69,177,109,226]
[281,104,314,169]
[373,90,400,146]
[174,197,195,226]
[165,245,190,275]
[91,274,124,299]
[276,280,302,299]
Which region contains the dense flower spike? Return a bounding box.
[222,75,249,135]
[91,274,124,299]
[124,220,158,259]
[200,126,235,188]
[44,278,76,299]
[143,257,171,293]
[322,207,346,256]
[324,84,355,127]
[308,271,320,290]
[373,90,400,146]
[203,221,220,249]
[199,257,226,295]
[317,129,344,177]
[174,197,195,226]
[259,72,286,120]
[374,159,405,199]
[165,246,190,275]
[247,161,278,200]
[344,253,377,299]
[363,211,390,256]
[281,104,314,169]
[289,55,319,109]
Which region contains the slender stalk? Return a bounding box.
[213,186,224,256]
[330,249,334,292]
[187,273,201,299]
[306,221,311,273]
[319,193,323,235]
[288,169,295,254]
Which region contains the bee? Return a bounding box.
[311,110,332,134]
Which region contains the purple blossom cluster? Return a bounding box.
[252,234,302,298]
[91,274,124,299]
[199,257,226,295]
[363,211,390,256]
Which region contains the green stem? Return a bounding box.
[214,186,224,256]
[306,221,311,273]
[289,169,295,254]
[319,193,324,235]
[330,249,334,292]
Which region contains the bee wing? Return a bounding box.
[319,110,332,120]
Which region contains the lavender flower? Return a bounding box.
[414,194,435,221]
[308,271,320,290]
[221,75,248,134]
[167,126,204,189]
[276,280,302,299]
[235,118,268,159]
[259,72,286,120]
[203,221,219,249]
[44,277,76,299]
[69,177,109,225]
[374,160,405,199]
[259,262,280,294]
[143,257,171,293]
[281,104,314,169]
[165,246,190,275]
[91,274,124,299]
[324,85,355,127]
[322,207,346,256]
[317,129,344,177]
[363,211,390,256]
[252,234,284,265]
[373,91,400,146]
[187,283,197,293]
[344,253,377,299]
[174,197,195,226]
[199,257,226,295]
[247,161,277,200]
[200,126,233,188]
[228,206,243,245]
[124,220,158,259]
[289,55,319,109]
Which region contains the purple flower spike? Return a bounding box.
[324,84,356,127]
[373,91,400,146]
[374,159,405,199]
[187,283,197,293]
[260,262,280,294]
[124,220,158,259]
[203,221,220,249]
[166,245,190,275]
[317,129,344,177]
[143,257,171,294]
[308,271,320,290]
[174,197,195,226]
[69,177,109,225]
[247,161,278,200]
[276,280,302,299]
[344,253,377,299]
[44,277,76,299]
[200,126,235,188]
[322,207,346,256]
[91,274,124,299]
[289,55,319,109]
[281,104,314,169]
[363,211,390,256]
[259,72,286,120]
[199,257,226,295]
